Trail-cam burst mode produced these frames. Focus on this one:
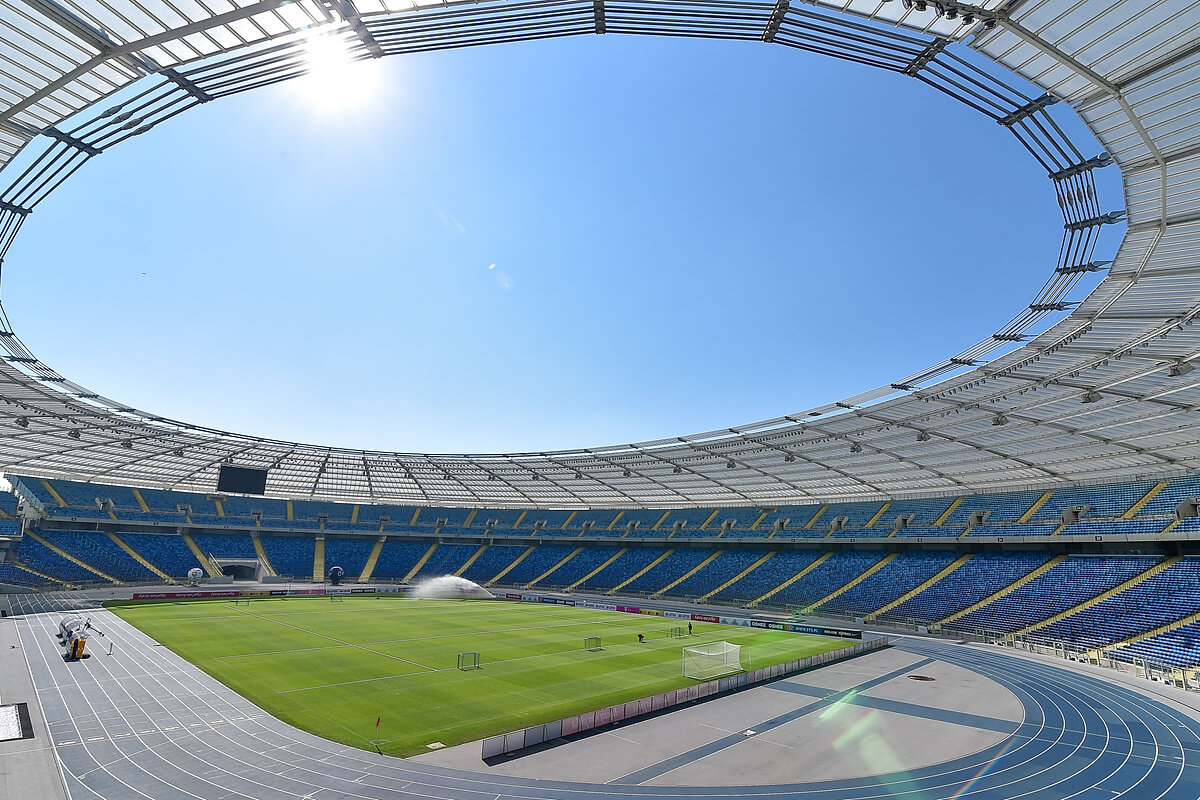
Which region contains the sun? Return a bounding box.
[294,29,380,111]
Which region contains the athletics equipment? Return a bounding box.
[584,637,601,651]
[682,641,743,680]
[458,652,480,670]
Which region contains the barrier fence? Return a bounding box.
[480,636,889,759]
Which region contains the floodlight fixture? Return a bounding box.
[1169,362,1195,378]
[173,448,184,457]
[122,440,134,449]
[783,453,796,462]
[992,413,1009,426]
[849,443,863,454]
[68,429,81,439]
[575,472,583,480]
[15,417,27,428]
[916,431,931,442]
[725,460,736,469]
[672,465,682,473]
[1081,389,1102,404]
[622,469,631,477]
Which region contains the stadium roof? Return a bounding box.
[0,0,1197,507]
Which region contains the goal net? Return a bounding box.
[233,598,251,607]
[458,651,480,670]
[682,641,743,680]
[329,593,344,602]
[670,626,687,639]
[584,637,601,651]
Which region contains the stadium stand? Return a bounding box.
[12,469,1200,672]
[322,536,377,580]
[952,555,1163,634]
[709,550,824,606]
[259,535,316,578]
[820,550,961,616]
[371,540,433,580]
[878,551,1054,624]
[121,532,203,577]
[576,546,668,592]
[460,544,527,583]
[37,530,157,583]
[771,550,889,609]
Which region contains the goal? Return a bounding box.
[330,593,344,603]
[458,651,480,670]
[584,636,601,651]
[233,598,251,607]
[682,641,743,681]
[670,626,688,639]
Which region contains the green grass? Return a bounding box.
[108,596,848,756]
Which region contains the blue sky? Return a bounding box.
[2,33,1118,455]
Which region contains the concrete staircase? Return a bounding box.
[358,537,386,583]
[251,533,277,577]
[312,537,325,582]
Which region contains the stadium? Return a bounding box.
[2,0,1200,798]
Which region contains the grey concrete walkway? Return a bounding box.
[0,616,69,800]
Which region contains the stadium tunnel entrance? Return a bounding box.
[214,558,266,581]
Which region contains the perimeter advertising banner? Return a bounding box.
[492,593,862,639]
[131,591,242,599]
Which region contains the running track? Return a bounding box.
[13,594,1200,800]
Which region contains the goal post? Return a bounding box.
[682,641,743,681]
[670,626,687,639]
[584,636,601,651]
[458,651,480,670]
[233,598,251,607]
[329,593,344,602]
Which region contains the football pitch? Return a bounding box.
[108,596,849,756]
